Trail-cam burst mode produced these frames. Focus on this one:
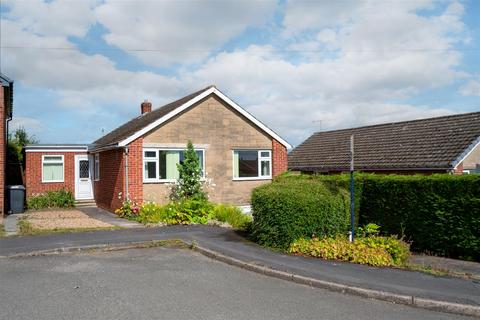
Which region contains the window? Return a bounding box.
[42,155,64,183]
[233,150,271,180]
[94,154,100,181]
[143,148,205,182]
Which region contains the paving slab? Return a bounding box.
[77,206,144,229]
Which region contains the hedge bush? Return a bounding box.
[27,189,75,210]
[251,177,350,249]
[258,173,480,261]
[359,174,480,261]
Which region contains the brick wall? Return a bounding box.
[0,86,5,219]
[93,148,125,211]
[25,152,86,197]
[453,162,464,175]
[272,139,288,176]
[127,138,143,204]
[93,140,143,212]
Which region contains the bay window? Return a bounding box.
[143,148,204,182]
[233,150,271,180]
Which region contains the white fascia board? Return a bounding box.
[118,87,292,149]
[26,149,88,153]
[452,136,480,169]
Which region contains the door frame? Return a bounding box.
[74,154,94,200]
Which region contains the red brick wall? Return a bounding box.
[93,148,125,211]
[272,139,288,176]
[127,138,143,204]
[453,162,464,175]
[0,86,5,218]
[25,152,86,197]
[93,139,143,212]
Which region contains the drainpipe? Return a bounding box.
[124,146,129,202]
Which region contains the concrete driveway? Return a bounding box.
[0,247,471,320]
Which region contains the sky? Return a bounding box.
[0,0,479,148]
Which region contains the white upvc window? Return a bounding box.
[42,155,64,183]
[143,148,205,183]
[233,150,272,180]
[94,153,100,181]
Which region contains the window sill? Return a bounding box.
[232,177,272,181]
[42,180,65,184]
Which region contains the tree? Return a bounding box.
[170,140,207,201]
[8,127,38,163]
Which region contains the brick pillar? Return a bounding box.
[272,139,288,176]
[127,138,143,204]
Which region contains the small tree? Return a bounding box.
[170,140,207,201]
[8,127,38,163]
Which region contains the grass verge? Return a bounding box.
[0,224,5,237]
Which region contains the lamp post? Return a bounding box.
[349,134,355,242]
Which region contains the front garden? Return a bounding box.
[115,141,252,230]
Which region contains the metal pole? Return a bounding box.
[350,135,355,242]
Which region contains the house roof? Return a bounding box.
[288,111,480,172]
[91,86,291,151]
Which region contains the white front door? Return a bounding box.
[75,155,93,200]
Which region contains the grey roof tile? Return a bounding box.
[288,112,480,171]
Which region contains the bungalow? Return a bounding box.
[25,86,290,211]
[1,74,14,219]
[289,112,480,175]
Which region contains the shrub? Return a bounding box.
[251,177,350,249]
[170,140,207,201]
[136,200,214,225]
[27,189,75,210]
[273,173,480,261]
[114,200,140,218]
[289,236,394,267]
[213,204,252,229]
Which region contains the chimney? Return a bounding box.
[141,100,152,114]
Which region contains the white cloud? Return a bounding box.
[2,0,99,37]
[0,0,472,146]
[9,117,44,137]
[460,80,480,96]
[95,0,275,66]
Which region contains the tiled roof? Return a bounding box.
[288,111,480,172]
[93,86,214,148]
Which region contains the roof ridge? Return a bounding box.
[313,111,480,135]
[92,85,215,146]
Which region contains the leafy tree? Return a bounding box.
[170,140,207,201]
[8,127,38,163]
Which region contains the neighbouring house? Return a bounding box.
[25,86,290,212]
[1,74,13,219]
[289,112,480,175]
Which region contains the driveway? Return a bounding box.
[0,247,469,320]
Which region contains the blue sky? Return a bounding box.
[1,0,479,147]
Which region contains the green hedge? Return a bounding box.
[251,176,350,249]
[27,189,75,210]
[359,174,480,261]
[252,173,480,260]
